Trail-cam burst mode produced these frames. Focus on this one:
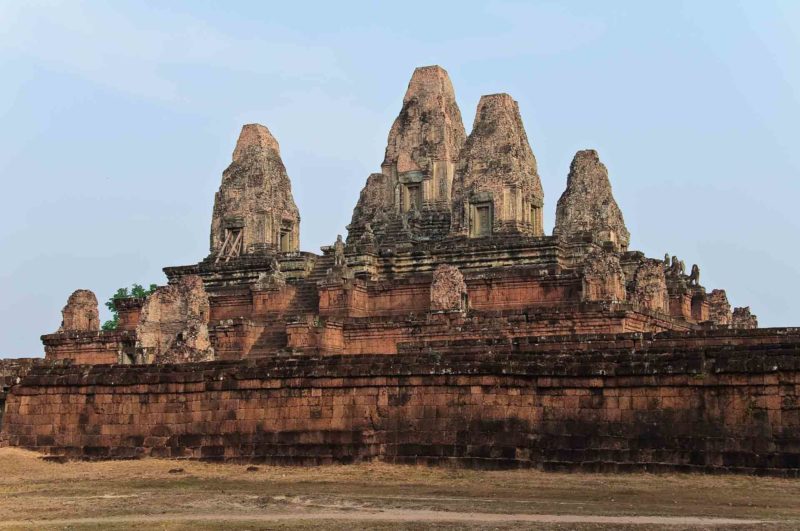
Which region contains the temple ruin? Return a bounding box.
[37,66,753,364]
[3,66,796,476]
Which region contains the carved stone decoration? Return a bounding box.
[253,257,285,290]
[581,251,626,303]
[58,289,100,332]
[667,255,686,278]
[632,260,669,313]
[553,150,630,251]
[210,124,300,259]
[321,235,354,285]
[732,307,759,330]
[430,264,468,312]
[135,275,214,363]
[333,235,346,267]
[450,93,545,237]
[688,264,700,286]
[707,289,732,326]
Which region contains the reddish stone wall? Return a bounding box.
[468,275,579,311]
[42,331,133,365]
[5,329,800,475]
[0,358,49,428]
[335,305,688,355]
[209,290,254,321]
[114,298,145,332]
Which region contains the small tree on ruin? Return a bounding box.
[101,283,158,330]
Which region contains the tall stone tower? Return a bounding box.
[210,124,301,260]
[348,65,466,243]
[450,94,545,238]
[553,149,630,251]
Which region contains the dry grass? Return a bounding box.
[0,447,798,529]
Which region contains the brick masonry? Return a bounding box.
[3,328,800,475]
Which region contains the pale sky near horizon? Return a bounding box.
[1,1,798,357]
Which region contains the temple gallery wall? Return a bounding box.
[3,66,795,476]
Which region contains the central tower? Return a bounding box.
[348,65,466,243]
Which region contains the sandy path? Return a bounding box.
[0,508,768,527]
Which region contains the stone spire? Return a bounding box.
[450,93,545,237]
[382,65,466,175]
[553,150,630,251]
[210,124,300,259]
[348,65,466,243]
[232,123,280,161]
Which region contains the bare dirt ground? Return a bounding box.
[0,448,798,530]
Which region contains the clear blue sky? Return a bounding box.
[1,1,798,357]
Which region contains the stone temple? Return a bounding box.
[39,65,753,364]
[3,66,799,475]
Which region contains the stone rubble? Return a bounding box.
[135,276,213,363]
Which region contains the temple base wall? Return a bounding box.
[4,329,800,475]
[42,331,134,365]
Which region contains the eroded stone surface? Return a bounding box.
[582,251,626,303]
[708,289,732,326]
[554,150,630,250]
[348,173,392,241]
[58,290,99,332]
[349,66,466,243]
[382,65,466,175]
[430,264,467,311]
[732,307,758,330]
[632,261,669,313]
[210,124,300,258]
[136,276,213,363]
[451,94,544,237]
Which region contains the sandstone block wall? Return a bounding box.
[42,331,133,365]
[0,358,48,428]
[4,329,800,475]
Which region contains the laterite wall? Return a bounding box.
[3,329,800,476]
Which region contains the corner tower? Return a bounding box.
[450,94,544,238]
[210,124,301,260]
[553,149,629,251]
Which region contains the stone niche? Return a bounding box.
[210,124,301,260]
[430,264,468,312]
[135,275,214,364]
[58,289,100,332]
[632,261,669,313]
[450,93,544,238]
[581,251,626,303]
